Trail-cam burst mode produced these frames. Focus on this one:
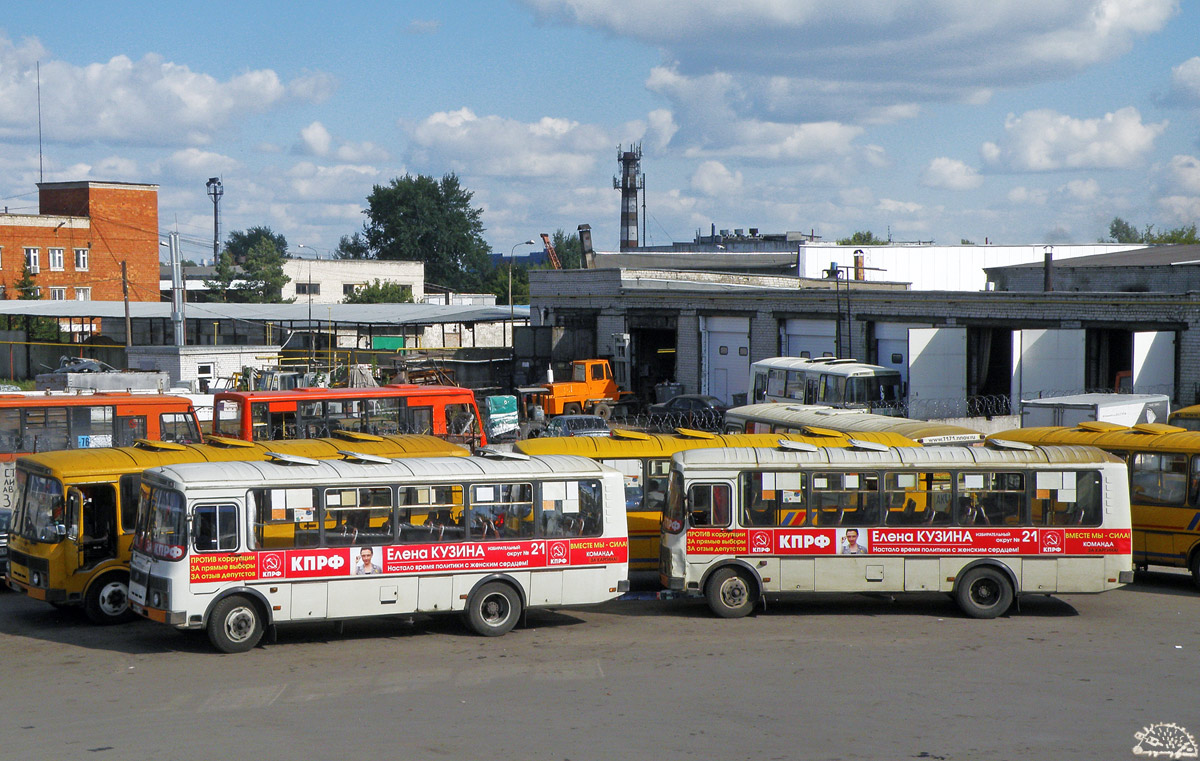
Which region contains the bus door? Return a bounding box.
[804,377,819,404]
[266,401,298,440]
[407,405,434,436]
[72,483,119,568]
[114,413,147,447]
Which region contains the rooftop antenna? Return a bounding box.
[37,61,43,183]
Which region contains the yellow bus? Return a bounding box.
[722,403,984,445]
[660,441,1133,619]
[515,428,919,573]
[1168,405,1200,432]
[988,421,1200,585]
[4,432,468,623]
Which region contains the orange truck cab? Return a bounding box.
[538,359,635,418]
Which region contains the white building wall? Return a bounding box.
[797,244,1143,291]
[282,259,424,304]
[127,345,282,391]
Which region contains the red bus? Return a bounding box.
[0,391,202,510]
[210,385,487,448]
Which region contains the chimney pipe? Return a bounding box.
[1043,246,1053,292]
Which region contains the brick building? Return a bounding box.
[0,181,160,302]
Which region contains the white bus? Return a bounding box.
[749,357,904,414]
[723,403,984,445]
[659,440,1133,619]
[128,451,629,652]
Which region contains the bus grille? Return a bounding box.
[130,566,149,588]
[9,549,48,575]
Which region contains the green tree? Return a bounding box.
[1108,217,1142,243]
[836,230,889,245]
[225,226,289,266]
[11,260,60,341]
[360,173,495,291]
[204,226,291,302]
[551,229,583,269]
[1148,224,1199,244]
[335,232,370,259]
[342,279,414,304]
[237,238,292,302]
[14,259,39,300]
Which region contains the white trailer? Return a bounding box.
[1020,393,1170,428]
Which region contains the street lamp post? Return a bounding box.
[297,244,319,366]
[205,177,223,265]
[509,239,536,325]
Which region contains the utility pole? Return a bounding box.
[121,261,132,352]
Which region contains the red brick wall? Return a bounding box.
[0,182,159,302]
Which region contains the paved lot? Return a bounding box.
[1,571,1197,761]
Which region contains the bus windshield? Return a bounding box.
[844,374,902,404]
[12,470,65,543]
[663,470,685,533]
[134,486,188,561]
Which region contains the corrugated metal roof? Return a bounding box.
[986,244,1200,271]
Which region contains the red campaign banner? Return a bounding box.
[1063,528,1132,554]
[686,529,748,555]
[569,537,628,565]
[282,548,352,578]
[768,529,838,555]
[869,527,1039,555]
[190,553,258,584]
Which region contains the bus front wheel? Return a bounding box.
[706,567,754,618]
[207,595,264,653]
[84,572,135,625]
[465,582,521,637]
[955,567,1013,619]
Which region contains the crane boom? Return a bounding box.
[540,233,562,270]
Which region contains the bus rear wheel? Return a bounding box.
[84,572,135,625]
[465,582,521,637]
[1190,552,1200,590]
[706,567,754,618]
[956,566,1013,619]
[207,595,264,653]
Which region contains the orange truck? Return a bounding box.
[537,359,636,418]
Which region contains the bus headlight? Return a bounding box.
[31,571,42,587]
[151,591,163,608]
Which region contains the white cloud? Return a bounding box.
[1062,178,1100,201]
[690,161,743,196]
[646,109,678,149]
[1008,186,1048,204]
[162,148,239,177]
[877,198,922,214]
[1170,57,1200,102]
[407,19,442,35]
[981,107,1166,171]
[0,35,333,145]
[921,157,983,190]
[1158,195,1200,221]
[300,122,334,156]
[407,108,610,178]
[525,0,1176,121]
[1166,155,1200,194]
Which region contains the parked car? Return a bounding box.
[537,414,612,438]
[648,394,728,431]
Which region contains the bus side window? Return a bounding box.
[114,415,147,447]
[688,484,730,528]
[193,504,237,552]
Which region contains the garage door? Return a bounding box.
[875,322,932,387]
[703,316,750,405]
[908,328,966,418]
[1133,331,1175,396]
[781,319,836,359]
[1011,329,1086,405]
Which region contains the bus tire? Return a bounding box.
[706,567,754,618]
[1190,552,1200,590]
[84,572,135,625]
[593,402,613,420]
[955,566,1013,619]
[563,403,582,415]
[465,582,521,637]
[207,595,265,653]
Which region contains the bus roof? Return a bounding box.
[145,452,609,489]
[725,403,983,444]
[672,442,1119,470]
[0,392,195,408]
[751,357,901,377]
[214,385,475,402]
[988,423,1200,453]
[1169,404,1200,420]
[514,429,918,458]
[17,433,468,480]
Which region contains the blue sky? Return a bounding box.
[1,0,1198,264]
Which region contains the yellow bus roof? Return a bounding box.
[17,433,468,481]
[514,430,918,458]
[1169,404,1200,420]
[989,424,1200,453]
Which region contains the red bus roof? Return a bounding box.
[0,392,196,408]
[213,385,476,402]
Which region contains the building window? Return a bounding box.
[74,248,89,271]
[75,287,91,301]
[296,282,320,295]
[50,287,66,301]
[24,247,39,273]
[49,248,65,271]
[343,283,364,296]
